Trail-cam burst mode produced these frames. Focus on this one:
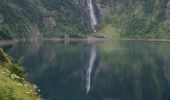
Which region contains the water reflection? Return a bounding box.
[86,46,97,93]
[1,41,170,100]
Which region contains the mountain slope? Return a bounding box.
[98,0,170,38]
[0,0,90,39]
[1,0,170,39]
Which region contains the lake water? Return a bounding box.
[1,40,170,100]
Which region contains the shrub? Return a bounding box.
[0,48,25,78]
[0,49,12,64]
[156,20,170,38]
[0,26,13,40]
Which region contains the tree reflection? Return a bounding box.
[1,41,170,100]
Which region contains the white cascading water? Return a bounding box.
[87,0,98,32]
[86,46,96,93]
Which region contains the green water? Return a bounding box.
[1,40,170,100]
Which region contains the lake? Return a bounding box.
[1,40,170,100]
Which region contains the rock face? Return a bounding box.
[0,13,4,24]
[165,0,170,20]
[27,24,41,39]
[96,0,114,17]
[43,17,56,29]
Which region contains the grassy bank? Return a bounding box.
[0,49,40,100]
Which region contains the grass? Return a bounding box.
[0,49,40,100]
[99,24,121,38]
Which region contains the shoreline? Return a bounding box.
[119,38,170,42]
[42,37,170,42]
[1,38,170,45]
[0,39,19,46]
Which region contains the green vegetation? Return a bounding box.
[0,48,39,100]
[0,0,89,39]
[99,0,170,39]
[0,25,13,40]
[0,0,170,39]
[93,41,170,100]
[157,20,170,39]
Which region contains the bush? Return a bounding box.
[0,26,13,40]
[122,16,158,37]
[0,49,12,64]
[9,64,25,78]
[156,20,170,38]
[0,49,25,78]
[102,15,159,38]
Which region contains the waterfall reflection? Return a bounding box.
[2,41,170,100]
[86,46,96,93]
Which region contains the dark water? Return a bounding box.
[1,40,170,100]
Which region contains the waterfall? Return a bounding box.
[86,46,96,93]
[87,0,98,32]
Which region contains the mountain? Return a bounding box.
[0,0,90,39]
[0,0,170,39]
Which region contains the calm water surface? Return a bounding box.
[1,40,170,100]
